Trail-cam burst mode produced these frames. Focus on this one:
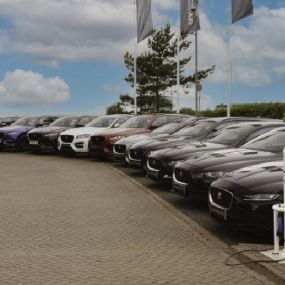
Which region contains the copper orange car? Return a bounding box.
[88,114,189,158]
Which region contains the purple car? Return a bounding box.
[0,116,57,151]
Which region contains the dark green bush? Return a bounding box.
[180,103,285,119]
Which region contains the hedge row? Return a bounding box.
[180,102,285,120]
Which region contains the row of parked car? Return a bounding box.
[0,113,284,233]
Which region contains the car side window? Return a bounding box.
[243,127,277,144]
[114,116,129,127]
[215,122,236,131]
[152,116,168,127]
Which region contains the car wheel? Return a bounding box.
[16,135,29,152]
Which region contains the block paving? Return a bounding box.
[0,152,276,284]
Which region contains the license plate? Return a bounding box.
[92,145,101,150]
[173,183,187,195]
[210,205,227,221]
[130,160,141,167]
[147,170,159,179]
[30,140,38,145]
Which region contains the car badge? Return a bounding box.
[180,171,183,177]
[153,160,156,165]
[217,192,222,200]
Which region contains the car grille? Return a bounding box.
[174,168,190,184]
[148,158,161,171]
[210,187,233,209]
[114,144,126,154]
[0,133,4,140]
[129,149,144,160]
[28,133,42,141]
[91,136,105,145]
[60,135,74,143]
[61,144,73,152]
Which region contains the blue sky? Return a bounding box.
[0,0,283,115]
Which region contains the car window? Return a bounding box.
[112,116,130,128]
[215,121,238,131]
[152,116,168,127]
[86,116,118,127]
[174,121,215,137]
[120,115,152,128]
[152,122,186,134]
[12,117,39,126]
[207,126,253,145]
[242,129,285,153]
[50,117,79,127]
[76,116,94,127]
[243,127,277,144]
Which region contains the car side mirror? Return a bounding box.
[114,123,120,128]
[36,123,44,128]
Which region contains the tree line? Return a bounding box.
[181,102,285,120]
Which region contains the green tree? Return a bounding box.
[106,93,135,114]
[123,24,214,113]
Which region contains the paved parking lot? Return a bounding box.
[0,152,275,284]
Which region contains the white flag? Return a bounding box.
[137,0,154,43]
[180,0,200,37]
[232,0,253,23]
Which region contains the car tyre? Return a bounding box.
[16,135,29,152]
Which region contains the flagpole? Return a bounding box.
[134,45,138,115]
[134,0,138,115]
[177,2,181,114]
[195,29,198,116]
[227,5,232,118]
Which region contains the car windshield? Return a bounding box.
[174,121,215,137]
[86,116,118,127]
[242,129,285,153]
[119,115,152,128]
[2,117,18,123]
[207,126,253,145]
[75,116,94,127]
[50,117,79,127]
[12,117,39,126]
[152,122,186,134]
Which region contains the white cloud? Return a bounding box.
[193,7,285,87]
[0,0,137,65]
[0,69,70,107]
[103,84,120,93]
[0,1,283,90]
[164,86,213,111]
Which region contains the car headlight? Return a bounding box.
[168,161,178,169]
[192,171,226,180]
[44,133,58,137]
[244,194,279,201]
[7,132,20,135]
[110,136,126,140]
[76,134,90,139]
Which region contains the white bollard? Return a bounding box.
[272,204,285,255]
[262,148,285,260]
[272,147,285,256]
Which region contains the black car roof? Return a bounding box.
[224,121,285,128]
[198,117,280,123]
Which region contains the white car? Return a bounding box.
[58,114,132,154]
